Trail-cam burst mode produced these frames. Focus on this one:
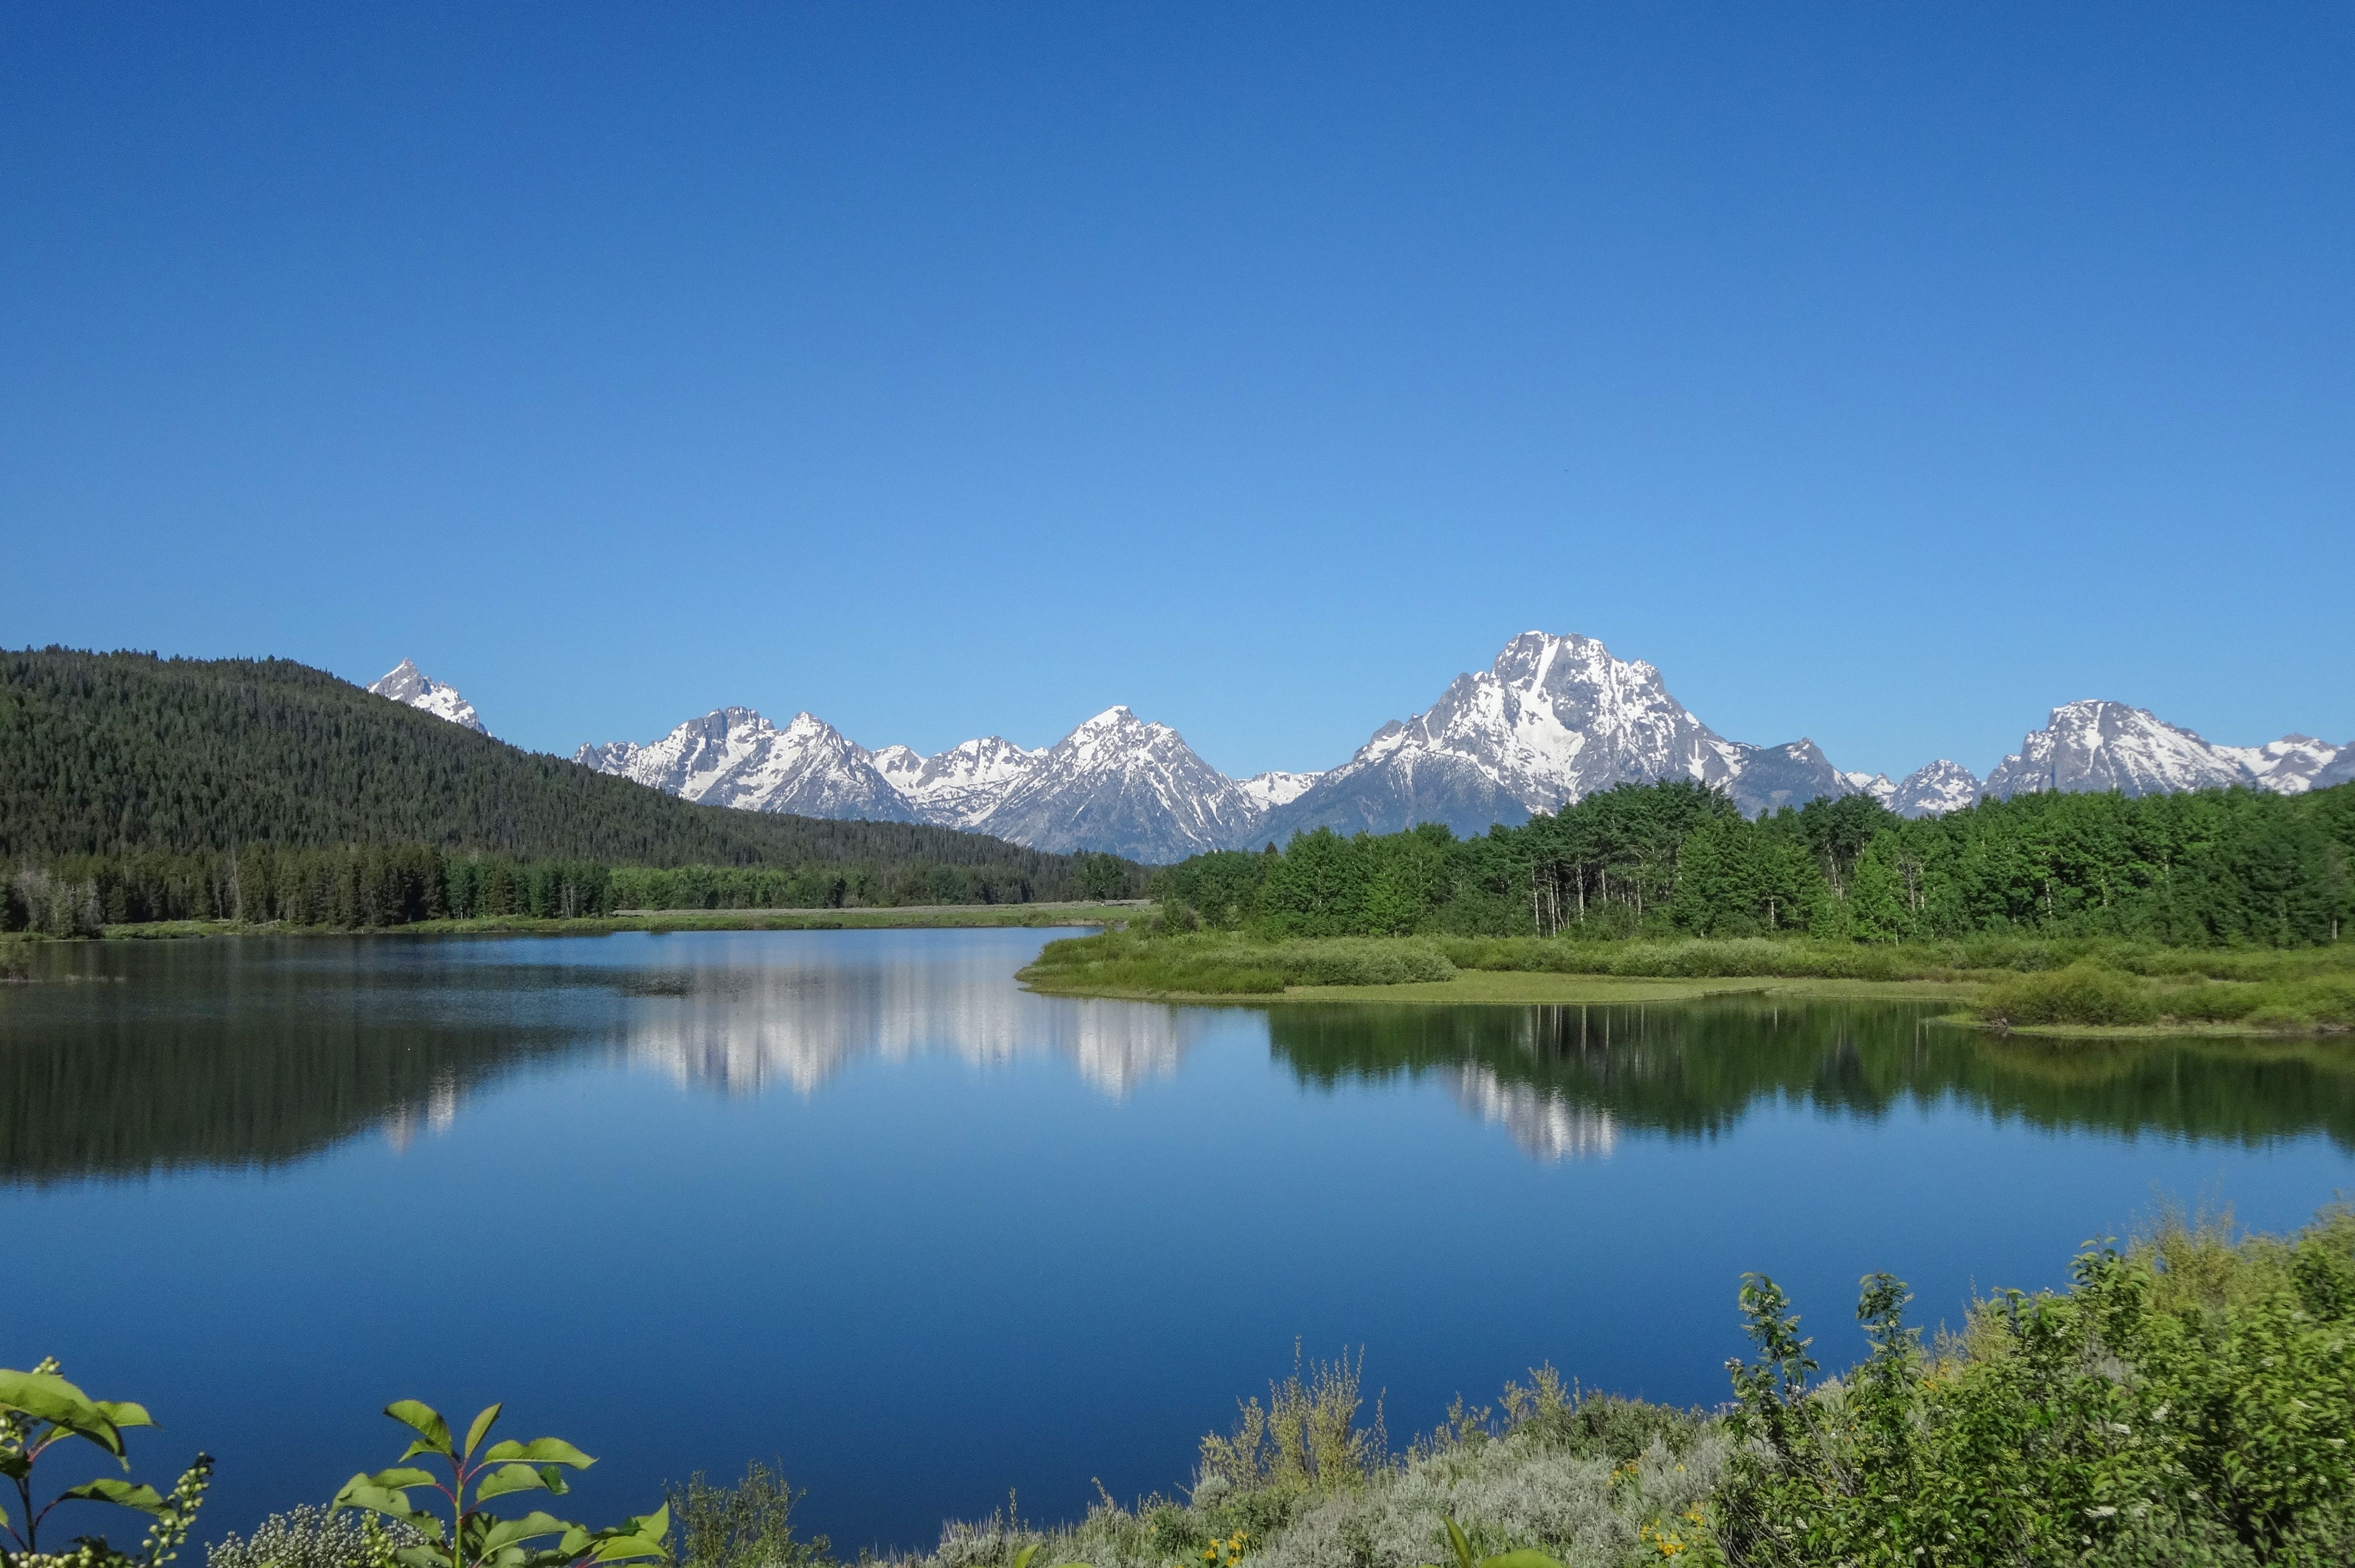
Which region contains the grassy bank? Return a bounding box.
[86,901,1151,941]
[1017,929,2355,1032]
[190,1206,2355,1568]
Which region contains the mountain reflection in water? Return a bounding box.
[7,934,2355,1188]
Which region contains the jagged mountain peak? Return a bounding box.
[368,658,486,734]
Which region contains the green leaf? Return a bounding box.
[1481,1555,1566,1568]
[0,1369,126,1457]
[473,1464,554,1503]
[90,1400,155,1431]
[479,1438,594,1469]
[476,1511,573,1555]
[1011,1546,1039,1568]
[537,1465,570,1497]
[385,1401,452,1455]
[462,1404,503,1460]
[58,1480,166,1514]
[333,1478,421,1518]
[367,1467,440,1490]
[579,1507,671,1568]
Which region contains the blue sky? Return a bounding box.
[7,4,2350,782]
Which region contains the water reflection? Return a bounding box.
[621,944,1194,1098]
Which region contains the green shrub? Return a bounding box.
[1977,962,2161,1027]
[1707,1208,2355,1565]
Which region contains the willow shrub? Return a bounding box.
[1706,1208,2355,1567]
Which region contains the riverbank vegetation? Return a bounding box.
[162,1204,2355,1568]
[1019,927,2355,1031]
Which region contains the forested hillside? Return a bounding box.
[1154,777,2355,947]
[0,649,1137,921]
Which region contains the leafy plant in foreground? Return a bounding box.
[0,1359,211,1568]
[331,1401,667,1568]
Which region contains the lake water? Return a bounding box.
[6,928,2353,1555]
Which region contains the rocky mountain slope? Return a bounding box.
[575,634,2348,860]
[368,658,485,734]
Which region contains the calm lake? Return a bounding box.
[6,928,2353,1554]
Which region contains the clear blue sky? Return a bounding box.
[7,4,2350,782]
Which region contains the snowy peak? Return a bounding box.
[369,658,486,734]
[574,707,916,822]
[1887,759,1983,818]
[1988,701,2250,800]
[878,734,1043,829]
[975,706,1261,861]
[1263,631,1835,838]
[1984,701,2346,802]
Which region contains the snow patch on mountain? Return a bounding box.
[369,659,486,734]
[1236,770,1320,813]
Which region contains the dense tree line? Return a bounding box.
[1154,779,2355,948]
[2,843,1140,934]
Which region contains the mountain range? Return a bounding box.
[372,637,2353,863]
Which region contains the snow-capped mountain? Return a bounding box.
[1258,632,1851,840]
[958,707,1263,861]
[571,636,2348,860]
[579,704,1256,860]
[1983,701,2345,801]
[576,708,918,822]
[369,658,486,734]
